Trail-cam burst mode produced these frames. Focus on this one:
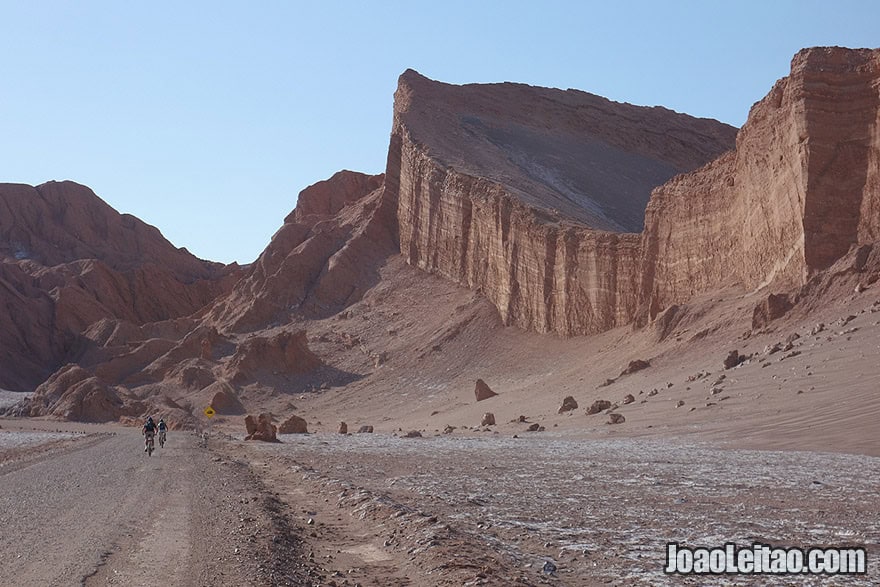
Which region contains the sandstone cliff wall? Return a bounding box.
[641,47,880,320]
[392,130,642,334]
[390,70,736,334]
[390,48,880,334]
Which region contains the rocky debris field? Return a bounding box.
[233,432,880,586]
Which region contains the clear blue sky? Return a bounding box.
[1,1,877,264]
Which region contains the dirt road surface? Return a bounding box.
[0,427,314,587]
[4,423,879,586]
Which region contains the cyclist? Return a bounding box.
[143,416,157,452]
[157,418,168,447]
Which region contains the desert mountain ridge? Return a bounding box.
[3,46,880,436]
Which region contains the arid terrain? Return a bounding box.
[2,45,880,585]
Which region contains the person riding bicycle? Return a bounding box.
[143,416,157,452]
[157,418,168,446]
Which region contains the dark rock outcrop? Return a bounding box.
[474,379,498,401]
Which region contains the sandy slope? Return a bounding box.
[228,254,880,459]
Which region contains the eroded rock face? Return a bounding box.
[0,181,239,391]
[207,170,395,331]
[209,383,245,415]
[19,364,139,422]
[226,331,323,382]
[640,47,880,321]
[389,48,880,335]
[389,69,736,335]
[752,293,794,330]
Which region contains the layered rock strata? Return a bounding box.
[640,47,880,320]
[390,69,737,334]
[390,48,880,334]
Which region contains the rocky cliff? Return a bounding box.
[9,171,391,421]
[390,48,880,334]
[640,47,880,320]
[0,181,239,390]
[6,46,879,424]
[389,69,737,334]
[206,170,396,332]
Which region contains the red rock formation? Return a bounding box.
[389,70,737,335]
[390,49,880,334]
[8,47,880,427]
[640,47,880,320]
[225,330,323,382]
[0,181,240,390]
[20,364,142,422]
[278,414,308,434]
[207,170,396,331]
[209,383,246,415]
[244,413,279,442]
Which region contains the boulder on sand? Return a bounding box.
[586,400,612,415]
[558,396,578,413]
[244,413,279,442]
[474,378,498,401]
[278,414,308,434]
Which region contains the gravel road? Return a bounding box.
[0,428,315,587]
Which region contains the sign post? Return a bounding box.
[203,406,215,438]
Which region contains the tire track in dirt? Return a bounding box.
[0,428,316,586]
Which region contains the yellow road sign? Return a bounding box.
[204,406,216,418]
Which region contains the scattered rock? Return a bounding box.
[402,430,422,438]
[338,421,348,434]
[622,394,635,405]
[597,378,617,388]
[751,293,793,330]
[443,425,456,434]
[527,423,542,432]
[278,414,308,434]
[811,323,825,335]
[586,400,612,415]
[723,350,746,370]
[474,379,498,401]
[558,396,578,413]
[620,359,650,376]
[244,413,279,442]
[675,400,686,408]
[764,342,783,355]
[481,412,496,426]
[607,413,625,425]
[647,389,659,397]
[357,425,373,433]
[687,371,711,382]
